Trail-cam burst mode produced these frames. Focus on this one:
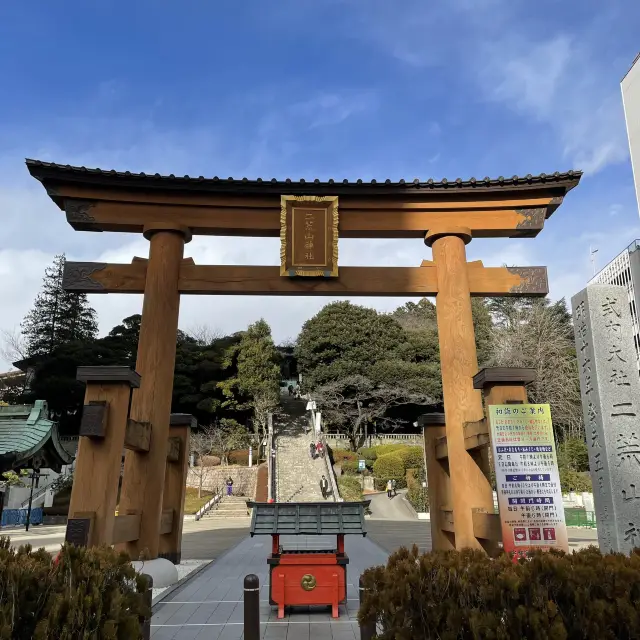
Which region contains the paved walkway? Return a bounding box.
[151,533,388,639]
[367,490,416,521]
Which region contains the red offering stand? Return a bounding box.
[246,501,370,619]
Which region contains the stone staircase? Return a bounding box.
[202,495,250,519]
[275,397,334,502]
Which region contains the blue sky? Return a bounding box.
[1,0,639,367]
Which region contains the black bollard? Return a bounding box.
[244,574,260,640]
[140,573,153,640]
[359,575,376,640]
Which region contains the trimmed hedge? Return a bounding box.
[200,455,221,467]
[357,447,378,462]
[372,444,406,457]
[228,449,249,465]
[406,468,428,512]
[359,545,640,639]
[0,538,150,639]
[398,446,424,469]
[373,453,406,490]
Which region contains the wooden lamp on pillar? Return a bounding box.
[158,413,195,565]
[66,366,140,548]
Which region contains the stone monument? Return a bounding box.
[571,285,640,554]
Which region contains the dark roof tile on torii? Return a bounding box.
[25,159,582,199]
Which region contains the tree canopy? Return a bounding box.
[218,319,281,439]
[21,254,98,358]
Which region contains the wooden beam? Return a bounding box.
[113,513,141,544]
[472,511,501,542]
[435,420,491,460]
[59,197,552,239]
[436,510,501,542]
[160,508,174,536]
[63,262,549,297]
[124,419,151,453]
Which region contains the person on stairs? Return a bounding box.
[320,475,329,500]
[316,440,324,458]
[309,441,316,459]
[226,477,234,496]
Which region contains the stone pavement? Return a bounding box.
[275,398,330,503]
[151,533,388,639]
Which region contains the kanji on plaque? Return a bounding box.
[489,403,569,557]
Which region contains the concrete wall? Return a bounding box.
[622,54,640,214]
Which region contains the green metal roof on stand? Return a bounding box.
[246,501,370,536]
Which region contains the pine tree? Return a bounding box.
[21,254,98,357]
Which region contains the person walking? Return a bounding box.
[226,477,234,496]
[316,440,324,458]
[386,479,393,499]
[391,478,397,497]
[309,441,316,459]
[320,475,329,500]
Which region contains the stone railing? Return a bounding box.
[324,433,424,450]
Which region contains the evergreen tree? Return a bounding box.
[21,254,98,357]
[218,319,281,439]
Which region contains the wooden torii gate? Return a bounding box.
[27,160,580,559]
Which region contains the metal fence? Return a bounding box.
[564,508,597,528]
[1,507,43,527]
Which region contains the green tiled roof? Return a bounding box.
[0,400,73,471]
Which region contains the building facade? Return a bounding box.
[622,53,640,213]
[589,240,640,371]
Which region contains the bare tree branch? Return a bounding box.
[0,327,26,365]
[185,324,223,346]
[313,375,433,450]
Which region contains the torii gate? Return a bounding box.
[27,159,580,561]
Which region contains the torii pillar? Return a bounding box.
[426,226,495,551]
[117,223,191,560]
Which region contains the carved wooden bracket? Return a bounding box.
[167,437,181,463]
[79,401,108,438]
[113,512,141,544]
[125,419,151,453]
[160,508,174,535]
[434,419,491,460]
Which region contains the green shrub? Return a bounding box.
[341,460,360,475]
[373,453,406,490]
[359,545,640,639]
[331,448,357,464]
[357,447,378,462]
[0,538,150,639]
[398,446,424,470]
[338,476,363,502]
[372,444,405,457]
[560,468,592,493]
[406,468,428,512]
[228,449,249,465]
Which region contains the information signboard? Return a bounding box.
[358,459,366,471]
[489,404,568,558]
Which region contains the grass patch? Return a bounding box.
[337,476,363,502]
[183,487,214,514]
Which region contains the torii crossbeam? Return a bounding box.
[27,159,581,559]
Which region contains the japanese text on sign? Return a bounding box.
[489,404,568,558]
